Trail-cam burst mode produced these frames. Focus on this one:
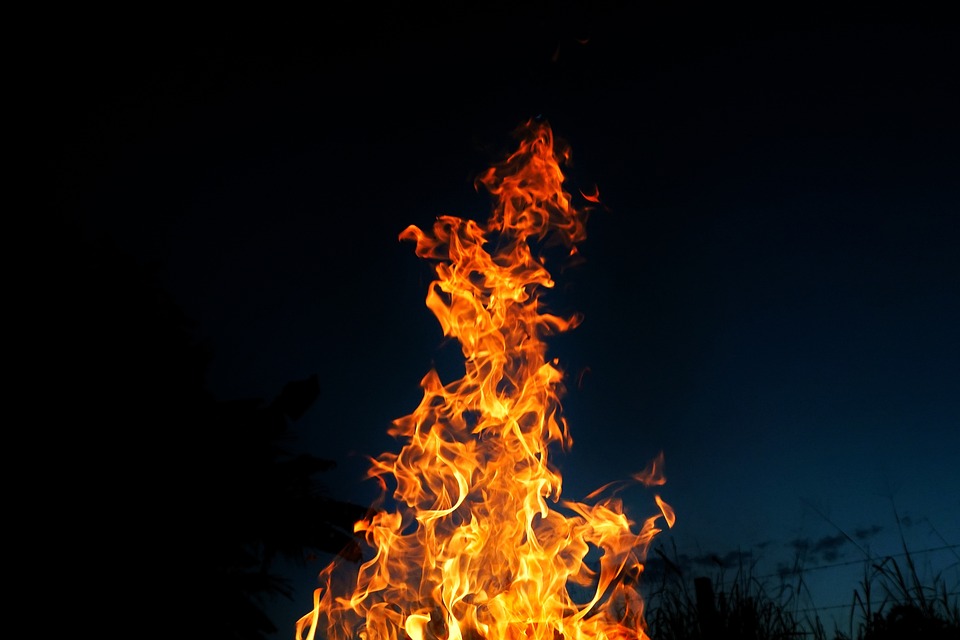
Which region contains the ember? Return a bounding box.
[297,120,674,640]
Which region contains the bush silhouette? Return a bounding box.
[34,225,368,639]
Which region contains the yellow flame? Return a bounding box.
[297,119,673,640]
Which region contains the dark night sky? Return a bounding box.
[42,4,958,637]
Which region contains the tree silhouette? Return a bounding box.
[35,221,369,639]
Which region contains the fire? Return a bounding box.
[297,120,673,640]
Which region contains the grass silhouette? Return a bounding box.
[641,516,958,640]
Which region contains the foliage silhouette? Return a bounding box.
[39,223,369,639]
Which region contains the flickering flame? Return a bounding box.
[297,120,673,640]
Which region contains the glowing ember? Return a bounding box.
[297,120,674,640]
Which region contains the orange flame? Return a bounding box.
[297,120,673,640]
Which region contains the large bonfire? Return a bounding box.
[297,119,674,640]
